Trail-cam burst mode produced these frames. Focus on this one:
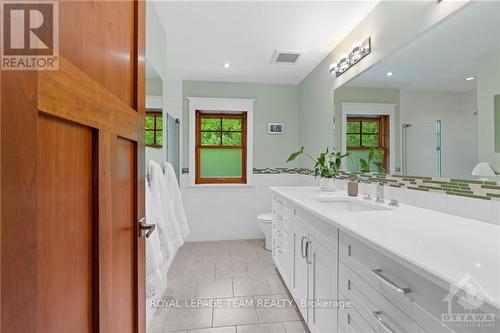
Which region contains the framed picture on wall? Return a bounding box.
[268,123,284,134]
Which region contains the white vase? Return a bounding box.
[320,177,336,191]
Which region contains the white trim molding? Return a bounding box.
[341,102,397,174]
[187,97,255,186]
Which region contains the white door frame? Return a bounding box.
[341,103,397,174]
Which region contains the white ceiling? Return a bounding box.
[347,1,500,92]
[153,1,379,84]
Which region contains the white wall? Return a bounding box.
[181,174,301,241]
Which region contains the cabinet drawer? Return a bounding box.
[339,231,500,333]
[339,231,453,332]
[338,297,376,333]
[340,262,425,333]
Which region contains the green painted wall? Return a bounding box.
[182,81,299,169]
[334,87,400,169]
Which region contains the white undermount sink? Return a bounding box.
[315,197,391,212]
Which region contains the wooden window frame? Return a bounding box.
[346,116,389,169]
[195,111,247,184]
[145,109,163,148]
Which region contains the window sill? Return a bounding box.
[187,183,254,188]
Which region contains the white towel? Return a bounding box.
[149,161,184,257]
[163,162,189,240]
[145,181,162,297]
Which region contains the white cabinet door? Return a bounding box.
[291,221,309,321]
[307,234,338,333]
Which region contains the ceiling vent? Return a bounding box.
[271,50,302,64]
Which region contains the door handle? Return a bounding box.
[300,236,307,258]
[139,217,156,238]
[305,240,312,264]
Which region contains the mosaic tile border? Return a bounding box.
[181,167,500,201]
[336,173,500,201]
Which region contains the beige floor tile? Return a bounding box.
[254,295,300,323]
[195,278,233,299]
[164,279,197,300]
[215,240,243,251]
[216,262,247,278]
[246,261,277,276]
[241,239,265,250]
[282,321,309,333]
[230,250,259,263]
[188,327,236,333]
[164,306,213,331]
[203,252,231,264]
[233,276,271,296]
[256,249,273,262]
[237,323,285,333]
[148,307,170,332]
[213,297,259,327]
[266,276,287,295]
[168,268,185,280]
[183,263,216,279]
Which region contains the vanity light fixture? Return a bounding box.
[465,76,475,81]
[329,37,371,77]
[224,62,231,69]
[386,72,393,77]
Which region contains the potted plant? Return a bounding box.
[287,147,349,191]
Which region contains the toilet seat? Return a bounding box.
[257,212,273,224]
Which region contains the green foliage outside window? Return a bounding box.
[145,112,163,147]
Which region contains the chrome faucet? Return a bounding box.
[375,182,385,203]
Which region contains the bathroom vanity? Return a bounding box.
[271,186,500,333]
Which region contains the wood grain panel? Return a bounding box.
[1,70,38,333]
[37,115,94,333]
[98,132,136,332]
[59,0,136,107]
[38,57,139,141]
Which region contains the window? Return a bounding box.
[195,111,247,184]
[346,116,388,170]
[145,111,163,148]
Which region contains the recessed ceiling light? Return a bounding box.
[224,62,230,69]
[386,72,393,77]
[465,76,475,81]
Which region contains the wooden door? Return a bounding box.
[1,1,146,332]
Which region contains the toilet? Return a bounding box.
[257,212,273,251]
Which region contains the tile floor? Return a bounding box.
[149,239,309,333]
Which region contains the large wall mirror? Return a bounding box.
[146,60,181,179]
[335,1,500,181]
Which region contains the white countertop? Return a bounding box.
[270,186,500,311]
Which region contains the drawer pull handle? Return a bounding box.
[301,236,307,258]
[372,311,396,333]
[305,241,312,264]
[372,269,411,295]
